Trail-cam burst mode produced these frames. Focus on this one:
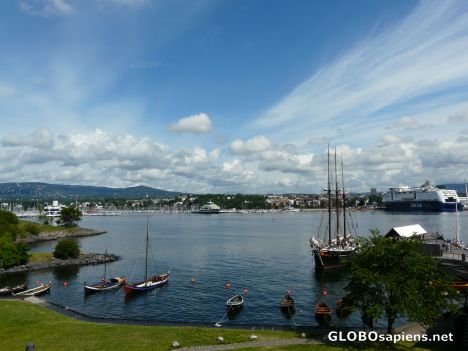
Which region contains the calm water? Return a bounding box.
[2,211,467,327]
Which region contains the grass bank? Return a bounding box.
[0,300,447,351]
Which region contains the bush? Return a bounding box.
[24,222,40,235]
[53,239,80,260]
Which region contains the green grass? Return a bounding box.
[18,220,69,234]
[0,300,295,351]
[28,252,54,263]
[0,301,450,351]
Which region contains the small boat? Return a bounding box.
[123,218,170,294]
[226,294,244,307]
[315,302,332,317]
[0,282,27,296]
[281,294,295,308]
[13,282,51,297]
[452,281,468,291]
[85,277,127,294]
[84,248,126,294]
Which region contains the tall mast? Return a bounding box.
[104,247,107,281]
[334,148,340,237]
[145,217,149,285]
[341,157,347,242]
[327,145,332,246]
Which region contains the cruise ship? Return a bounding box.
[382,181,464,212]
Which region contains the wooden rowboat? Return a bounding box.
[0,282,27,296]
[85,277,127,294]
[315,302,332,317]
[13,282,51,297]
[281,294,295,308]
[123,273,169,294]
[226,294,244,307]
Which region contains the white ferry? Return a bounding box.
[192,201,221,214]
[382,181,464,212]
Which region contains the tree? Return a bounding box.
[0,211,30,268]
[58,207,83,227]
[346,229,459,333]
[53,239,80,259]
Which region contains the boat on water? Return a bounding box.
[84,249,126,294]
[280,294,295,309]
[192,201,221,214]
[310,146,359,269]
[226,294,244,308]
[123,218,170,294]
[13,282,51,297]
[315,302,332,317]
[382,180,464,212]
[0,282,27,296]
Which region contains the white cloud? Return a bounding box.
[253,0,468,147]
[20,0,73,17]
[230,136,272,155]
[168,113,213,134]
[1,128,55,149]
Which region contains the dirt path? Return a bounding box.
[178,338,320,350]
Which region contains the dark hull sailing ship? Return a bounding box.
[310,146,358,269]
[123,218,170,294]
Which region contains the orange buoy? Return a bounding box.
[321,289,328,296]
[191,277,196,284]
[225,282,231,289]
[243,288,249,295]
[287,289,292,295]
[63,281,68,287]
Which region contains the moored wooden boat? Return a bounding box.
[281,294,295,308]
[123,273,169,294]
[84,277,127,294]
[315,301,332,317]
[0,282,27,296]
[123,217,171,294]
[13,282,51,297]
[452,281,468,290]
[226,294,244,307]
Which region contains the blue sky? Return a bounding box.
[1,0,468,193]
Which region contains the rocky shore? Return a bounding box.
[24,227,106,244]
[0,253,119,275]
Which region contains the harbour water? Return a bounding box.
[1,211,467,328]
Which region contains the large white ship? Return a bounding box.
[382,181,464,212]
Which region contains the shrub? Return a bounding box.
[53,239,80,260]
[24,222,40,235]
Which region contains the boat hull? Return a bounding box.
[84,278,125,294]
[383,200,464,212]
[313,248,353,269]
[123,273,169,294]
[13,283,51,297]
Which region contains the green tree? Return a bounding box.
[58,207,83,227]
[0,211,30,269]
[53,239,80,259]
[346,229,459,333]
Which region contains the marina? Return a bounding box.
[1,211,467,328]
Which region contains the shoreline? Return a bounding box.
[24,227,107,244]
[0,253,119,275]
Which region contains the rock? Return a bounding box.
[250,335,258,340]
[172,341,180,348]
[217,336,224,342]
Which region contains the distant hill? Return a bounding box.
[0,182,181,200]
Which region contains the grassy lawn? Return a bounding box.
[0,300,452,351]
[0,300,295,351]
[28,252,54,263]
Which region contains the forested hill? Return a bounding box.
[0,182,181,200]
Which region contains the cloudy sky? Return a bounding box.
[1,0,468,194]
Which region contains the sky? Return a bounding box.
[1,0,468,194]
